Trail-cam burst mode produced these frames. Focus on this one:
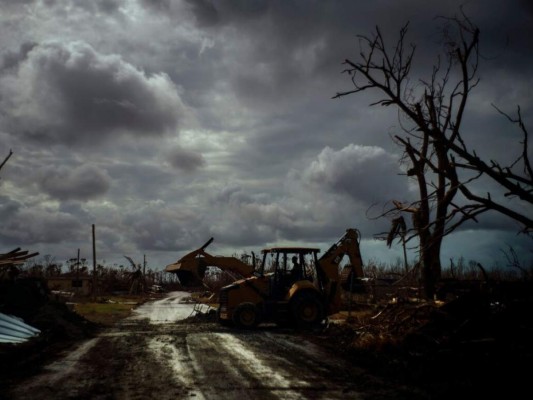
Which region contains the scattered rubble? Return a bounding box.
[315,283,533,398]
[0,277,99,388]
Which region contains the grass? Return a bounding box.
[73,295,148,326]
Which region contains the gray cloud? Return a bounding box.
[0,195,21,220]
[0,201,84,246]
[301,144,408,205]
[87,0,125,14]
[1,42,37,72]
[138,0,173,13]
[166,146,206,172]
[104,162,178,203]
[0,0,36,7]
[123,200,208,251]
[38,164,112,201]
[0,41,183,146]
[184,0,219,26]
[35,0,126,14]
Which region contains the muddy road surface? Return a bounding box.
[5,291,423,400]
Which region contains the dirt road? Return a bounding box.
[5,292,423,400]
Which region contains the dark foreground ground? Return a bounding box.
[1,280,532,399]
[318,289,533,399]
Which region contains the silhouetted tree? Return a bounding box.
[334,12,532,298]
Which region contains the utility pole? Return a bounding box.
[76,248,80,277]
[143,254,146,293]
[92,224,96,299]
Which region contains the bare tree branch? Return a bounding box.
[0,149,13,173]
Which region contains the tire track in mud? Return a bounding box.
[7,322,192,400]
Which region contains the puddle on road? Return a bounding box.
[129,291,204,324]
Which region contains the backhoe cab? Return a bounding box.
[218,228,366,329]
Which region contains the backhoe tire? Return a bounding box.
[290,293,324,330]
[232,303,261,329]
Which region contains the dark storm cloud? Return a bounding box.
[138,0,172,13]
[38,164,112,201]
[37,0,126,14]
[456,208,529,234]
[184,0,268,25]
[0,0,36,6]
[184,0,219,26]
[182,0,533,113]
[104,162,179,202]
[93,0,125,14]
[467,1,533,75]
[123,202,208,251]
[175,1,361,114]
[1,42,37,72]
[58,202,93,223]
[203,179,389,248]
[0,195,21,219]
[166,146,206,172]
[0,200,84,246]
[209,184,254,207]
[205,184,302,244]
[0,41,183,145]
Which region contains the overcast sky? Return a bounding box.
[1,0,531,272]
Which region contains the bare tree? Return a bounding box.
[0,149,13,175]
[333,13,532,298]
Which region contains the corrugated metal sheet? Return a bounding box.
[0,312,40,344]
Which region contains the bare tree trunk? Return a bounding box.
[420,237,443,299]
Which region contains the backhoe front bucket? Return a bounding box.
[165,259,207,287]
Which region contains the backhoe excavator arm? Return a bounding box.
[316,228,366,314]
[318,228,364,281]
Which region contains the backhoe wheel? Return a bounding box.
[233,303,261,329]
[291,293,324,329]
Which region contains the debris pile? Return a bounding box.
[1,249,99,387]
[1,248,45,344]
[320,284,533,398]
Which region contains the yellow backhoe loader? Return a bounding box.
[217,228,367,329]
